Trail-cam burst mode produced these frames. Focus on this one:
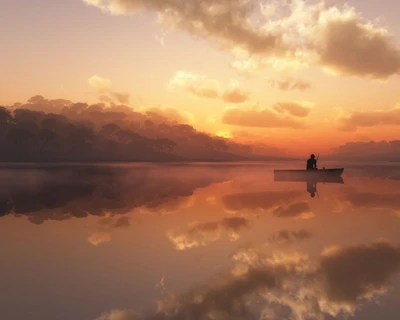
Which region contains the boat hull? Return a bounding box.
[273,168,344,183]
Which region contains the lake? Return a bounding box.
[1,162,400,320]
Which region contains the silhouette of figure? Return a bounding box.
[306,180,317,197]
[306,154,317,170]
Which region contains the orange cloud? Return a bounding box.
[329,140,400,161]
[221,87,249,104]
[169,71,249,103]
[222,104,308,129]
[88,231,112,246]
[88,216,131,246]
[222,190,304,213]
[266,229,312,245]
[168,217,252,250]
[338,107,400,132]
[273,202,315,220]
[273,102,312,118]
[88,75,131,105]
[268,78,312,91]
[341,188,400,216]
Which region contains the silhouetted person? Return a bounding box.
[306,154,317,170]
[306,180,317,198]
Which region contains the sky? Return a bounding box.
[2,0,400,154]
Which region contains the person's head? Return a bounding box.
[311,193,315,197]
[310,154,315,159]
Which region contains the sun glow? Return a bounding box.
[216,131,232,139]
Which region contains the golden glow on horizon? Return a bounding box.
[216,131,232,139]
[2,0,400,154]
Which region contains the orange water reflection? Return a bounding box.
[0,163,400,320]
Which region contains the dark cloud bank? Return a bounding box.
[0,96,288,162]
[2,96,400,162]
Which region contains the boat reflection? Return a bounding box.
[274,173,344,197]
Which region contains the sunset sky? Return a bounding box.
[2,0,400,155]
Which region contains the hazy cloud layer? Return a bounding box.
[94,240,400,320]
[83,0,400,78]
[329,140,400,162]
[169,71,249,103]
[343,189,400,216]
[222,104,308,128]
[338,106,400,132]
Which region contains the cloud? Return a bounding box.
[88,75,131,105]
[88,231,112,246]
[266,229,312,245]
[167,217,252,250]
[273,201,315,219]
[316,11,400,78]
[320,241,400,304]
[88,75,112,92]
[139,104,195,125]
[221,104,307,129]
[268,78,312,91]
[231,54,309,74]
[83,0,400,79]
[169,71,249,103]
[222,190,304,213]
[95,309,141,320]
[328,140,400,162]
[273,102,312,117]
[93,240,400,320]
[0,165,233,224]
[139,195,196,216]
[88,215,131,246]
[338,106,400,132]
[343,190,400,216]
[84,0,280,55]
[221,87,249,104]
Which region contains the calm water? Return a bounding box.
[1,162,400,320]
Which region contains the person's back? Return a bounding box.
[306,154,317,170]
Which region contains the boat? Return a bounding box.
[274,168,344,183]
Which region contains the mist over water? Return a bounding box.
[1,162,400,320]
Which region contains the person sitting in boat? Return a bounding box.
[306,154,317,170]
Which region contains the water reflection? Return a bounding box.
[274,173,344,198]
[1,163,400,320]
[0,164,232,223]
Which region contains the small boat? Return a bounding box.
[274,168,344,183]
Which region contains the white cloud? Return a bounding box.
[83,0,400,78]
